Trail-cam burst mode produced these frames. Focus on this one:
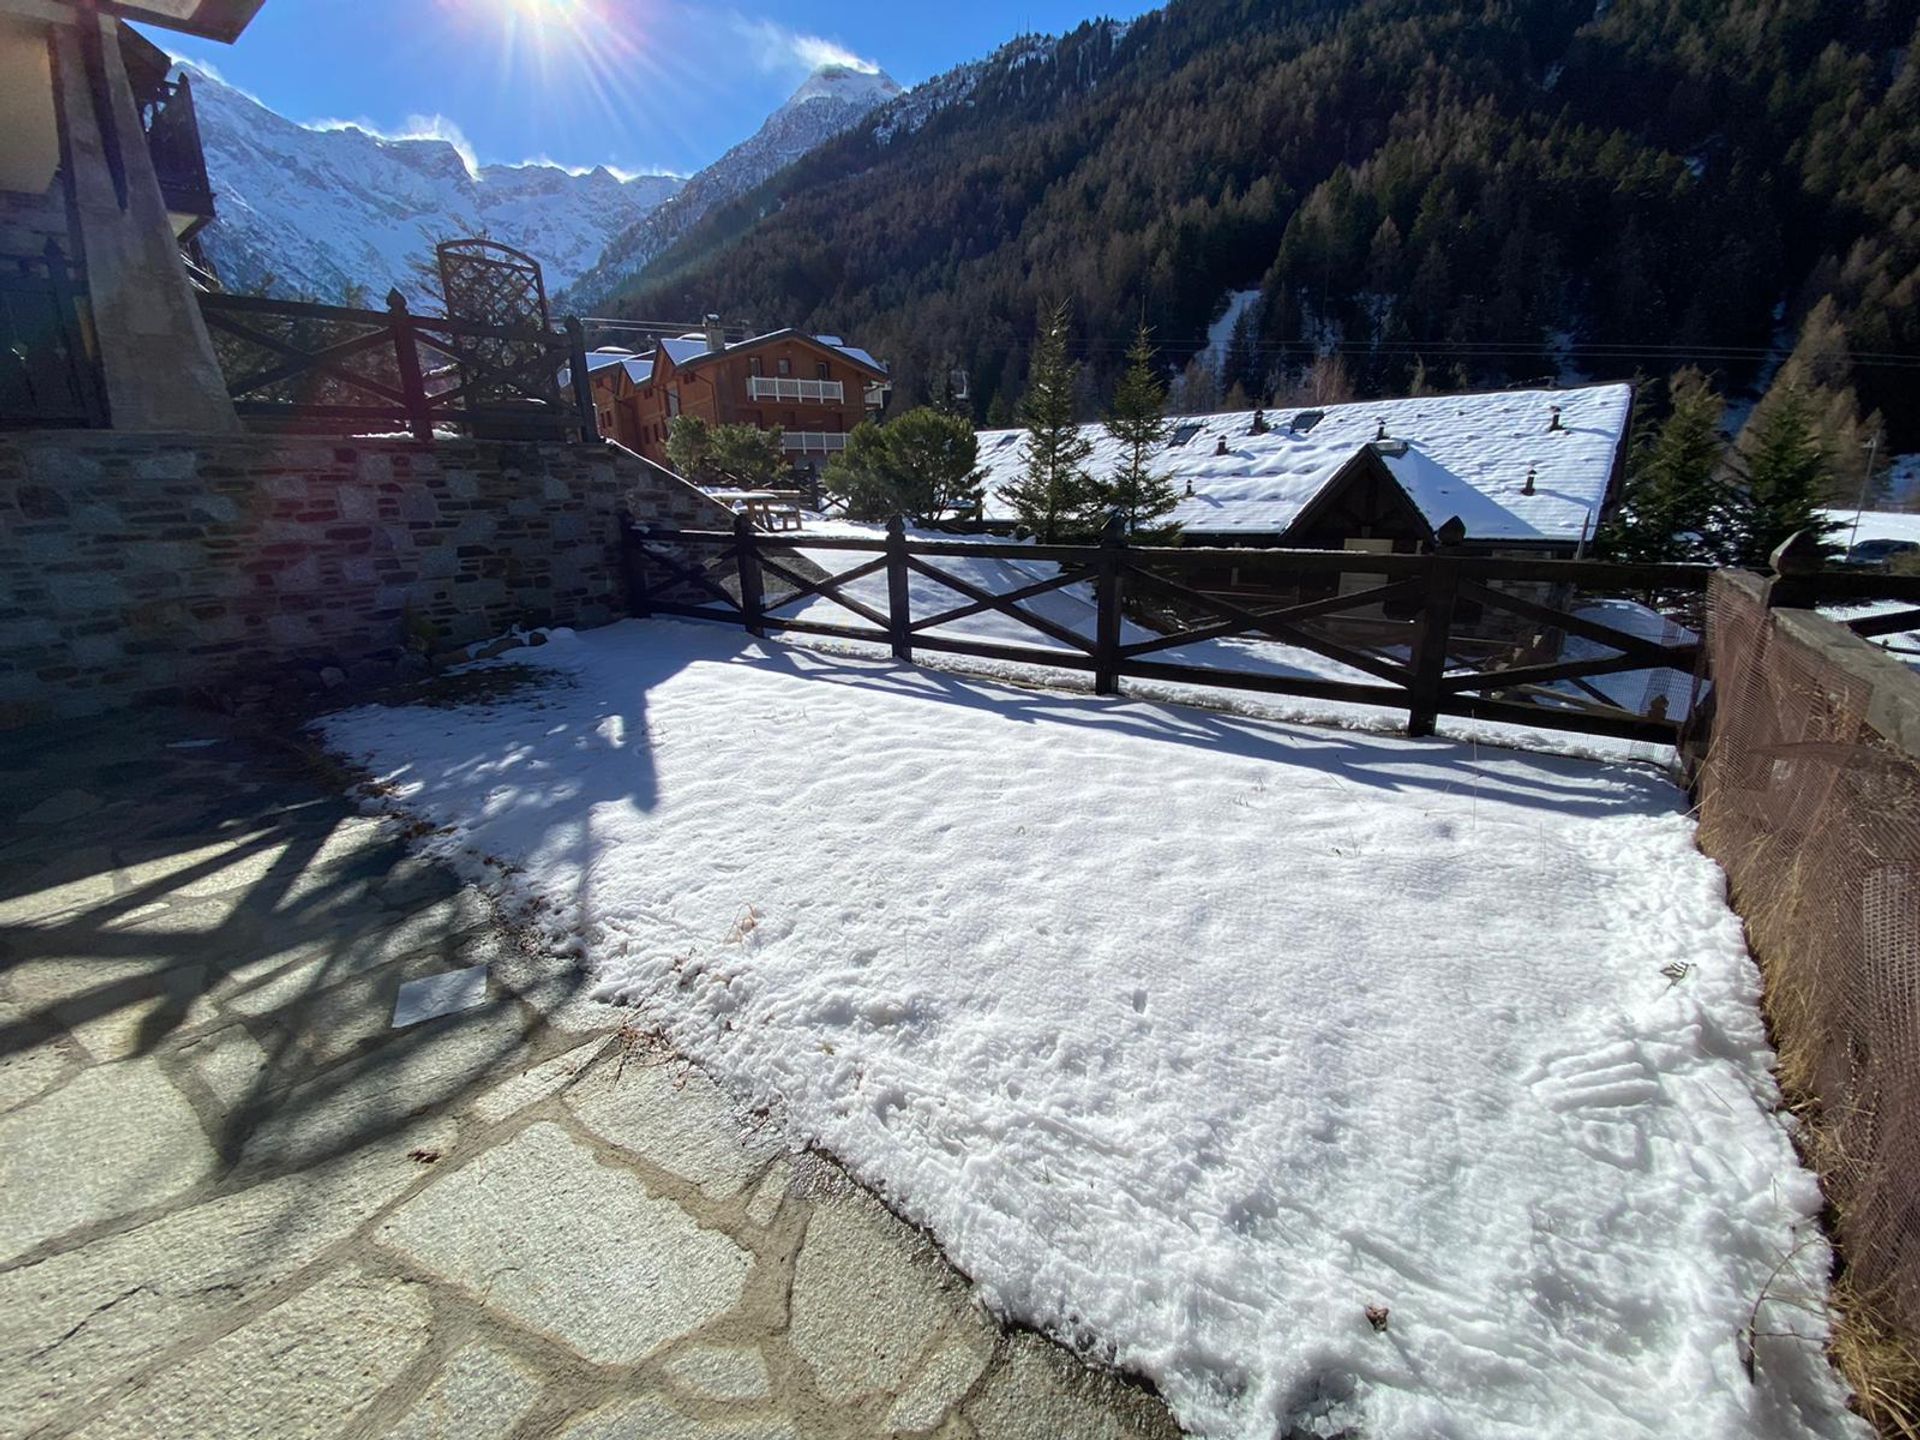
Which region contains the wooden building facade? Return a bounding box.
[586,325,890,473]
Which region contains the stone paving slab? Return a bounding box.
[0,710,1180,1439]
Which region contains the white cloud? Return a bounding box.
[727,14,879,74]
[304,113,482,178]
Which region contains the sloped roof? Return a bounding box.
[653,329,890,379]
[975,383,1631,543]
[102,0,270,43]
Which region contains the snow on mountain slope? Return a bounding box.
[186,67,682,303]
[564,64,902,307]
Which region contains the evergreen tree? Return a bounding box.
[666,416,783,487]
[823,422,895,519]
[1100,324,1182,540]
[1223,304,1262,399]
[1003,301,1098,542]
[1733,387,1841,564]
[823,407,984,521]
[1747,299,1881,504]
[1602,368,1737,564]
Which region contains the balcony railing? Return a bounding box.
[781,431,849,453]
[138,72,215,227]
[748,376,843,403]
[197,289,599,443]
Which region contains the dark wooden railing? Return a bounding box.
[197,289,599,443]
[618,516,1841,745]
[139,72,215,224]
[0,242,106,430]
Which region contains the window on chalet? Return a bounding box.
[749,357,763,377]
[777,358,792,376]
[817,362,831,380]
[667,387,681,417]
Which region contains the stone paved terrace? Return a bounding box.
[0,710,1179,1440]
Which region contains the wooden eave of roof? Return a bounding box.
[98,0,269,43]
[673,329,889,380]
[1277,446,1436,546]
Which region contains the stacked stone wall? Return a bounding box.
[0,433,732,724]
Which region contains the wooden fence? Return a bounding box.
[625,518,1675,742]
[197,289,599,442]
[621,518,1920,746]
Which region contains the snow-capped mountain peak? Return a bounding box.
[185,68,682,304]
[562,65,905,307]
[783,63,904,112]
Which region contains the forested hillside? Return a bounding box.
[611,0,1920,467]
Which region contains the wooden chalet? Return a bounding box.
[583,320,890,473]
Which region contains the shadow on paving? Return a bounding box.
[0,702,1183,1440]
[0,709,571,1179]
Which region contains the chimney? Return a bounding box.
[1522,465,1537,496]
[1548,404,1563,432]
[1375,419,1387,441]
[704,314,726,353]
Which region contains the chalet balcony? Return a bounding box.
[781,431,848,454]
[139,72,217,237]
[748,375,844,404]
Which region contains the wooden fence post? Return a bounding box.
[387,289,432,443]
[1094,510,1128,696]
[885,514,913,664]
[735,511,765,638]
[1406,550,1461,738]
[565,315,599,444]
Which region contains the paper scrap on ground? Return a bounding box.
[392,966,490,1028]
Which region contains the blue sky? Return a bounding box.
[152,0,1162,178]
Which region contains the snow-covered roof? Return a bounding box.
[660,337,712,368]
[977,383,1632,543]
[1824,509,1920,547]
[582,350,630,374]
[622,356,655,386]
[651,329,889,377]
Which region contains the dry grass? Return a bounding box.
[1698,724,1920,1438]
[1833,1282,1920,1440]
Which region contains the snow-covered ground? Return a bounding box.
[321,621,1861,1440]
[1818,509,1920,668]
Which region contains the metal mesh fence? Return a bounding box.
[1698,572,1920,1345]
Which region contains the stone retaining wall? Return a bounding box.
[0,432,732,725]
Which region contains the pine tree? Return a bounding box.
[1747,299,1879,504]
[1003,301,1098,543]
[1734,387,1841,564]
[1602,368,1737,565]
[1101,324,1182,540]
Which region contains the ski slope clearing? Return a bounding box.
[320,621,1862,1440]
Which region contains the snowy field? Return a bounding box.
[320,621,1862,1440]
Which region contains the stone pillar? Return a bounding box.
[51,13,237,433]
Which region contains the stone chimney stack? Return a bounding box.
[705,314,727,353]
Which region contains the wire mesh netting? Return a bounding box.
[1698,572,1920,1342]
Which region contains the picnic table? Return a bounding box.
[704,488,806,532]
